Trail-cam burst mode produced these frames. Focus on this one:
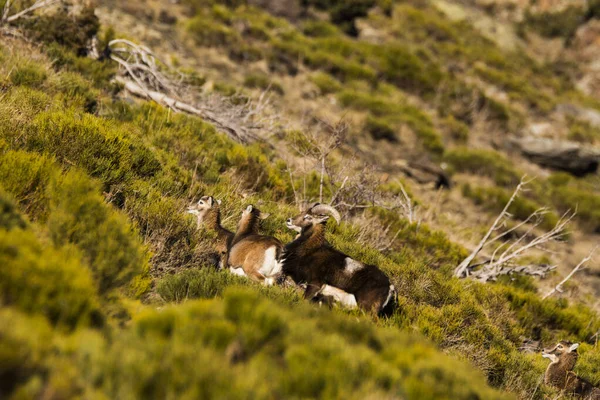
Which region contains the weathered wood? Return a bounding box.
[116,77,258,144]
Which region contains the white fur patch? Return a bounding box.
[320,285,357,308]
[229,267,247,277]
[344,258,364,274]
[381,285,395,310]
[258,246,282,285]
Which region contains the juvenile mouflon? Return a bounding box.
[228,205,283,285]
[187,196,233,269]
[542,340,600,399]
[283,203,396,315]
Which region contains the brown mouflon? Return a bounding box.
[542,340,600,399]
[283,203,396,316]
[187,196,233,270]
[228,205,283,285]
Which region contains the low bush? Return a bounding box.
[445,147,521,187]
[47,169,150,295]
[243,72,284,94]
[20,6,99,55]
[309,72,342,94]
[0,188,27,230]
[0,151,53,221]
[0,228,101,328]
[552,185,600,233]
[156,267,247,302]
[522,6,585,40]
[10,62,48,88]
[462,183,560,230]
[567,119,600,144]
[365,115,398,142]
[25,111,161,189]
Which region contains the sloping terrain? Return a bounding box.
[1,1,600,399]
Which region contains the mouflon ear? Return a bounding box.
[569,343,580,352]
[207,196,214,206]
[216,199,222,205]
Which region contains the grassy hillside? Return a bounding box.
[1,1,600,399]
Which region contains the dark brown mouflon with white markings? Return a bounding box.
[542,340,600,399]
[282,203,396,316]
[187,196,233,269]
[228,205,283,285]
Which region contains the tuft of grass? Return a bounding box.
[445,147,521,187]
[0,228,102,328]
[10,62,47,88]
[365,116,398,142]
[462,183,560,230]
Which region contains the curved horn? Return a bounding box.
[310,204,341,224]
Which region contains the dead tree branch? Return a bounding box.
[542,246,598,300]
[1,0,12,23]
[2,0,58,24]
[455,176,574,282]
[454,177,530,278]
[107,39,278,144]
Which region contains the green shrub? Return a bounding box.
[25,111,161,188]
[567,119,600,144]
[0,228,101,328]
[337,90,444,154]
[365,116,397,142]
[0,308,54,396]
[445,147,521,187]
[0,151,53,220]
[20,6,99,55]
[47,169,150,294]
[522,6,584,40]
[310,72,342,94]
[301,20,341,37]
[372,44,444,95]
[187,16,239,46]
[462,184,559,230]
[552,185,600,233]
[10,62,47,88]
[156,268,248,302]
[444,115,469,142]
[0,188,27,230]
[51,71,99,113]
[243,72,284,94]
[46,43,116,87]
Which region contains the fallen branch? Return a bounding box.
[542,246,598,300]
[470,263,556,283]
[107,38,277,143]
[3,0,58,24]
[116,78,257,143]
[454,176,530,278]
[455,176,575,282]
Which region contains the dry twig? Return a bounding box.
[1,0,58,27]
[107,39,278,143]
[455,176,574,282]
[542,246,598,300]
